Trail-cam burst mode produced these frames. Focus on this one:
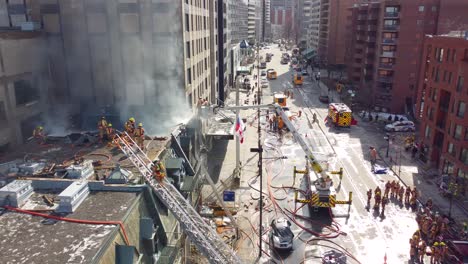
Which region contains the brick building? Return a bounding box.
[345,0,440,113]
[415,34,468,195]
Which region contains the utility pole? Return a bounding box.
[235,71,241,179]
[256,42,263,258]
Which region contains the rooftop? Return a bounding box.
[0,191,138,264]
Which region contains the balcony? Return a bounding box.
[384,12,399,18]
[378,76,394,83]
[381,51,395,57]
[383,25,399,31]
[379,63,394,69]
[382,38,397,45]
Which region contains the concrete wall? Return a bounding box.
[0,32,48,147]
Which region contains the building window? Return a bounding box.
[14,79,39,106]
[185,14,189,31]
[186,41,190,58]
[460,148,468,166]
[457,101,466,118]
[455,125,463,140]
[452,50,456,62]
[443,160,455,175]
[448,72,453,84]
[443,70,447,82]
[417,20,423,26]
[187,68,192,84]
[432,87,438,101]
[465,128,468,141]
[425,125,431,139]
[448,142,456,156]
[432,6,437,12]
[418,5,425,12]
[457,76,464,92]
[447,49,451,62]
[435,67,440,82]
[0,101,7,121]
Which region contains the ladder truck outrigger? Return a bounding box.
[218,103,352,211]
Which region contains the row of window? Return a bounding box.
[430,65,465,93]
[186,56,210,85]
[185,0,208,10]
[186,37,209,58]
[434,47,457,63]
[185,13,210,32]
[425,120,467,143]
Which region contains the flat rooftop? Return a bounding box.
[0,191,138,264]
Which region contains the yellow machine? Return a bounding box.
[267,70,277,80]
[327,103,352,128]
[293,73,303,85]
[273,93,287,107]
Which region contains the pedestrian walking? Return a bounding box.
[268,115,273,131]
[312,113,318,124]
[381,196,388,217]
[367,189,372,208]
[369,147,377,171]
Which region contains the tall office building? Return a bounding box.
[345,0,442,113]
[295,0,313,47]
[247,0,257,43]
[415,33,468,187]
[229,0,249,45]
[264,0,272,41]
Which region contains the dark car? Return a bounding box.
[269,218,294,250]
[319,95,330,103]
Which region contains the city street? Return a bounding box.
[227,44,441,263]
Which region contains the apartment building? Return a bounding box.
[345,0,440,113]
[295,0,313,48]
[415,33,468,196]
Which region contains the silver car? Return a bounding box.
[269,218,294,250]
[385,121,415,132]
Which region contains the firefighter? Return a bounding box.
[384,181,391,199]
[381,196,388,217]
[405,186,412,204]
[430,242,439,264]
[32,126,45,144]
[392,181,400,199]
[439,241,447,263]
[134,123,145,150]
[151,161,164,182]
[125,117,136,136]
[374,187,382,210]
[412,187,419,201]
[367,188,372,208]
[106,123,115,141]
[398,185,405,203]
[430,223,438,241]
[410,235,419,261]
[98,116,108,142]
[426,198,433,211]
[418,239,427,263]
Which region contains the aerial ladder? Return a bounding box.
[218,103,352,210]
[114,132,242,264]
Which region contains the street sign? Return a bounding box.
[223,190,235,202]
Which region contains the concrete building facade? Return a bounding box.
[415,34,468,196]
[247,0,256,43]
[0,31,49,148]
[228,0,248,46]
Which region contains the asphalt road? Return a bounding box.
[255,45,419,264]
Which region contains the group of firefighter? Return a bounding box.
[33,117,166,183]
[410,199,452,263]
[366,180,418,217]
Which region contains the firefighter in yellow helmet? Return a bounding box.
[152,160,166,183]
[134,123,145,150]
[125,117,136,136]
[106,123,115,141]
[97,116,108,142]
[430,242,440,264]
[32,126,45,144]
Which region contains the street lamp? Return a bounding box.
[384,133,391,158]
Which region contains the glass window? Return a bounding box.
[425,125,431,139]
[457,76,464,92]
[460,148,468,166]
[465,128,468,141]
[455,125,463,139]
[419,5,425,12]
[457,101,466,118]
[448,142,456,156]
[432,6,437,12]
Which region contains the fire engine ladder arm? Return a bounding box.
[115,133,243,264]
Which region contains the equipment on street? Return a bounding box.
[322,250,347,264]
[327,103,353,128]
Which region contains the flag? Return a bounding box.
[235,116,246,144]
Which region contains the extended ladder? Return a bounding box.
[115,132,242,264]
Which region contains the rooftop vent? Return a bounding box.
[105,164,132,184]
[56,181,89,213]
[66,160,94,179]
[18,162,46,175]
[0,180,34,207]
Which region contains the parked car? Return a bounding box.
[319,95,330,103]
[281,58,289,64]
[261,70,267,76]
[385,121,415,132]
[301,70,309,76]
[269,218,294,251]
[261,79,269,88]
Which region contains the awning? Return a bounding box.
[240,40,249,49]
[302,49,317,60]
